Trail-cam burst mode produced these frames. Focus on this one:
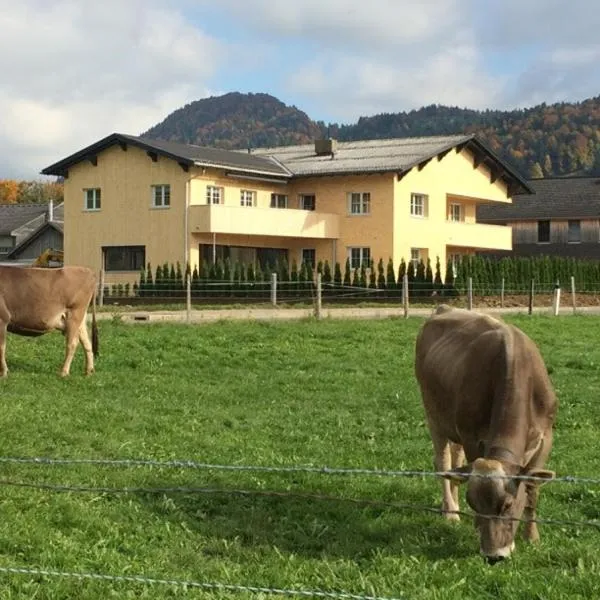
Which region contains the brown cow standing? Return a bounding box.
[0,265,99,377]
[414,305,557,563]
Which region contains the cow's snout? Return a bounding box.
[484,555,505,565]
[482,541,515,565]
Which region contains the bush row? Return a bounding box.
[100,255,600,299]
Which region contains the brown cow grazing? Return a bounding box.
[0,265,99,377]
[415,305,557,564]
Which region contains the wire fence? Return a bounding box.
[1,453,599,595]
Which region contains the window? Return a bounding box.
[84,188,101,211]
[103,246,145,272]
[410,248,421,270]
[568,220,581,243]
[299,194,316,211]
[206,185,223,205]
[348,247,371,269]
[240,190,256,207]
[270,194,288,208]
[449,203,462,222]
[301,248,316,268]
[347,192,370,215]
[151,184,170,208]
[410,193,428,217]
[537,220,550,243]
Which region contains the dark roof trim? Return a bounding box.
[41,133,195,177]
[6,221,63,259]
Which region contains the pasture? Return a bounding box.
[0,315,599,599]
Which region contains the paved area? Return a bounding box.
[91,304,600,324]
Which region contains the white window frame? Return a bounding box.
[151,184,170,208]
[449,203,462,222]
[299,194,316,211]
[410,193,428,218]
[301,248,316,268]
[568,219,581,244]
[206,185,223,205]
[347,192,370,216]
[410,248,421,270]
[84,188,101,211]
[240,190,256,207]
[348,247,371,269]
[270,194,288,209]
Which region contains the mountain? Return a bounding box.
[142,92,600,178]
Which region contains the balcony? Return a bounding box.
[189,205,340,239]
[445,221,511,251]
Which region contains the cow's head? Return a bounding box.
[447,458,554,563]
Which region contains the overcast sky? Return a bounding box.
[1,0,599,179]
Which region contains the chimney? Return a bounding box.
[315,138,337,157]
[48,199,54,222]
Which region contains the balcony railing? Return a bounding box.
[189,204,340,239]
[445,220,512,250]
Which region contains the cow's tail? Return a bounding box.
[91,283,99,358]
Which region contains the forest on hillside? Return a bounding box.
[144,92,600,178]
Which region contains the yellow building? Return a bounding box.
[41,133,531,282]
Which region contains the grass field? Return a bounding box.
[0,315,599,599]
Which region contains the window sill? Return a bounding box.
[410,215,427,219]
[151,205,171,210]
[347,213,370,217]
[83,208,101,212]
[537,241,550,245]
[567,241,582,244]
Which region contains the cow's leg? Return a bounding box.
[78,316,94,375]
[61,313,83,377]
[450,443,465,510]
[430,431,461,521]
[522,429,554,543]
[0,322,7,378]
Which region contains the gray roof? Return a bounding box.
[477,176,600,222]
[0,203,49,235]
[41,132,531,196]
[251,134,532,195]
[252,135,472,175]
[41,133,290,178]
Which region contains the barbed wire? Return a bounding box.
[0,478,598,529]
[1,455,598,485]
[0,565,405,600]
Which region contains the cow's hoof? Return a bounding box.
[443,508,461,522]
[60,371,69,378]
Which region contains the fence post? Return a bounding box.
[571,276,576,314]
[500,277,505,309]
[552,281,561,316]
[270,272,277,307]
[402,273,409,318]
[98,269,105,307]
[467,277,473,311]
[528,278,534,315]
[186,272,192,324]
[315,272,322,319]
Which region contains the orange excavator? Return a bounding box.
[33,248,64,268]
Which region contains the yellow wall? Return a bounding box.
[64,144,189,273]
[393,148,512,270]
[62,140,514,285]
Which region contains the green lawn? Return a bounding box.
[0,315,599,599]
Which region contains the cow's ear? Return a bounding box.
[442,464,471,484]
[524,468,555,486]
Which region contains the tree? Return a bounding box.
[386,258,396,291]
[334,261,342,287]
[0,179,19,204]
[529,162,544,178]
[368,261,377,289]
[377,258,386,290]
[343,258,352,286]
[434,256,443,294]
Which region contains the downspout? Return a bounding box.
[184,178,190,268]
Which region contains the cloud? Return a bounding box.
[0,0,222,178]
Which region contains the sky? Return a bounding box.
[1,0,599,179]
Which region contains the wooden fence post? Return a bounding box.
[552,281,561,316]
[270,273,277,307]
[315,273,322,319]
[186,272,192,324]
[571,276,576,314]
[467,277,473,311]
[402,273,409,318]
[528,278,534,315]
[98,269,105,307]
